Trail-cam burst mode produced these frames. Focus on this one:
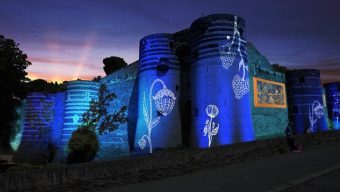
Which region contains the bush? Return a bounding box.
[67,128,99,164]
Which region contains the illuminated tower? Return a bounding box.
[324,82,340,129]
[189,14,255,148]
[60,80,99,147]
[14,92,55,162]
[134,33,182,153]
[286,69,327,134]
[21,92,54,143]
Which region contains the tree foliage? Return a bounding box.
[0,35,31,152]
[92,76,102,82]
[80,83,127,135]
[25,78,67,93]
[272,63,288,73]
[103,56,127,75]
[67,128,99,164]
[67,84,127,163]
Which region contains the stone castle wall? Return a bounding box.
[15,13,332,162]
[247,43,289,139]
[98,62,138,159]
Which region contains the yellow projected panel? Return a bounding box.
[253,77,287,108]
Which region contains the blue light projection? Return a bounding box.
[51,92,66,146]
[138,79,176,153]
[203,105,220,147]
[307,101,324,133]
[286,69,327,134]
[19,92,66,147]
[60,80,99,147]
[18,13,340,161]
[324,82,340,129]
[135,33,182,153]
[190,14,255,148]
[229,16,250,100]
[22,93,54,142]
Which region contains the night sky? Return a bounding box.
[1,0,339,83]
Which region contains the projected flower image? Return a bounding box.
[153,86,176,116]
[220,35,236,69]
[220,16,249,100]
[138,79,176,153]
[231,16,249,100]
[308,100,324,133]
[203,104,220,147]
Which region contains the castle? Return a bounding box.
[13,14,340,161]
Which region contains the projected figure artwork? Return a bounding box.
[203,105,219,147]
[308,101,324,133]
[138,79,176,153]
[333,93,340,124]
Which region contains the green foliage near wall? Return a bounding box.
[25,79,67,93]
[67,128,99,164]
[103,56,128,75]
[247,43,289,139]
[72,82,128,161]
[97,62,138,159]
[271,63,288,73]
[80,83,127,134]
[0,35,31,152]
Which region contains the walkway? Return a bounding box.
[106,143,340,192]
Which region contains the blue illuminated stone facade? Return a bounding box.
[189,14,255,147]
[98,63,138,159]
[61,80,99,147]
[14,92,65,162]
[286,70,328,134]
[134,33,182,153]
[17,13,336,161]
[324,82,340,129]
[247,43,288,139]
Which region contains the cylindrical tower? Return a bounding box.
[324,82,340,129]
[14,92,55,162]
[189,14,255,148]
[21,92,54,143]
[286,69,327,134]
[61,80,99,147]
[134,33,182,153]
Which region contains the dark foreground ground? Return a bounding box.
[284,168,340,192]
[3,141,340,192]
[104,143,340,192]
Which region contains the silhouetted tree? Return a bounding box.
[92,76,102,82]
[25,79,67,93]
[272,63,288,73]
[103,56,127,75]
[0,35,31,152]
[67,127,99,164]
[80,83,127,134]
[67,84,127,163]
